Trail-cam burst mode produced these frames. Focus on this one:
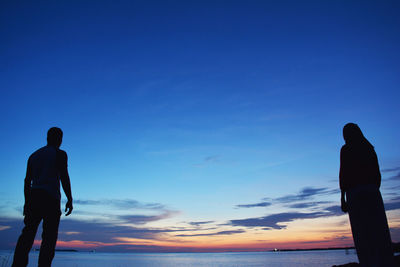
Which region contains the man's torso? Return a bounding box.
[29,146,66,200]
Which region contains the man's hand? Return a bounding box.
[65,200,73,216]
[23,202,30,216]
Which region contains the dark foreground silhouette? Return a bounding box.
[339,123,395,267]
[333,243,400,267]
[12,127,73,267]
[333,257,400,267]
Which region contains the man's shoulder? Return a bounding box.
[57,149,68,161]
[341,144,350,152]
[29,146,47,159]
[340,145,345,153]
[29,146,67,159]
[57,149,67,156]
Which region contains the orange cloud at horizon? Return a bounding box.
[57,216,356,252]
[30,211,400,252]
[34,239,112,249]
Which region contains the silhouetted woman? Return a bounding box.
[340,123,395,267]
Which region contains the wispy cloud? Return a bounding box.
[382,167,400,173]
[229,205,343,230]
[274,187,339,203]
[118,210,178,225]
[204,155,219,162]
[387,172,400,181]
[73,199,165,210]
[188,221,215,226]
[323,205,342,216]
[0,196,182,251]
[194,155,220,167]
[380,166,400,181]
[385,200,400,211]
[300,234,352,244]
[0,216,201,251]
[235,187,339,209]
[231,187,400,231]
[230,212,324,230]
[236,202,271,208]
[286,201,332,209]
[175,230,245,237]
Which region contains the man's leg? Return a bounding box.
[38,208,60,267]
[11,212,41,267]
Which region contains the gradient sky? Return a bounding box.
[1,0,400,252]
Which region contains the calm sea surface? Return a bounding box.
[0,249,358,267]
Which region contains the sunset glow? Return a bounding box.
[1,0,400,253]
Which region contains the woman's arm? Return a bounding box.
[339,147,348,213]
[341,190,348,213]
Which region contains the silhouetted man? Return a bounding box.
[12,127,73,267]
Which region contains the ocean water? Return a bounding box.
[0,249,358,267]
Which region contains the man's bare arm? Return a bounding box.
[59,151,73,216]
[23,158,33,216]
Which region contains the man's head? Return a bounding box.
[47,127,63,148]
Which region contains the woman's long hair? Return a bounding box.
[343,123,373,149]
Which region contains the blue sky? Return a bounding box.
[1,0,400,251]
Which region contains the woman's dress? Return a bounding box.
[340,144,394,267]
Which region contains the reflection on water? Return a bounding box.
[0,249,358,267]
